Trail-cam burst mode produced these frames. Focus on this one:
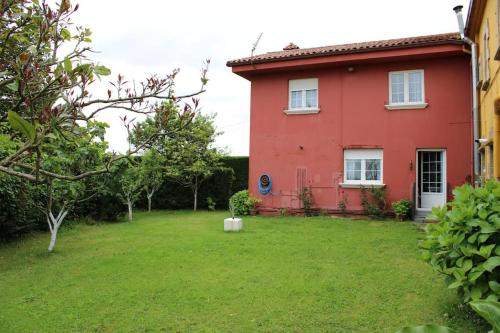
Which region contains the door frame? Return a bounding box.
[415,149,447,211]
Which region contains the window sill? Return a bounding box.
[339,183,386,189]
[384,103,428,110]
[283,108,320,115]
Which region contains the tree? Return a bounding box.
[0,0,208,183]
[139,149,165,212]
[116,160,142,222]
[165,114,224,211]
[37,121,108,252]
[0,0,208,250]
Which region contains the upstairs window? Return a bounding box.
[343,149,383,185]
[287,78,318,114]
[387,70,426,109]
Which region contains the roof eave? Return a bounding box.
[229,43,467,78]
[227,40,463,67]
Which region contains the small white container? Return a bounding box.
[224,218,243,232]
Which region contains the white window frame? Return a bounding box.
[285,78,320,115]
[386,70,427,110]
[341,149,384,187]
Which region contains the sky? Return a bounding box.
[71,0,471,156]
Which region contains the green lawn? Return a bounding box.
[0,211,483,332]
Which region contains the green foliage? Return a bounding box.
[0,174,45,240]
[420,181,500,303]
[206,197,216,211]
[229,190,261,216]
[299,187,314,216]
[338,192,348,216]
[392,199,413,220]
[469,300,500,333]
[223,156,248,194]
[7,111,35,142]
[395,325,455,333]
[360,186,387,219]
[133,109,224,210]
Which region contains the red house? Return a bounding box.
[227,33,473,217]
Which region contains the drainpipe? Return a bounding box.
[453,5,480,185]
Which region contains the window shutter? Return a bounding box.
[485,20,490,82]
[496,0,500,60]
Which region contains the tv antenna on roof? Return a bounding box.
[250,32,263,66]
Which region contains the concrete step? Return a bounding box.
[414,210,431,222]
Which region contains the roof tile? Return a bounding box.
[227,32,462,67]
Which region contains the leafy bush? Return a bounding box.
[392,199,412,220]
[360,186,386,219]
[229,190,261,216]
[420,180,500,303]
[0,174,45,240]
[299,187,314,217]
[338,192,348,216]
[206,197,216,211]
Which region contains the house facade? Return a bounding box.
[466,0,500,181]
[227,33,473,215]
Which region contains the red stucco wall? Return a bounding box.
[247,55,472,211]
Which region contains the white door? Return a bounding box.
[418,150,446,209]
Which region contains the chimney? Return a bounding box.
[283,43,300,51]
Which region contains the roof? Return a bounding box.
[227,32,462,67]
[465,0,486,36]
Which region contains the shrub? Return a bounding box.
[392,199,412,220]
[206,197,216,211]
[338,192,348,216]
[229,190,261,216]
[360,186,386,219]
[420,180,500,303]
[299,187,314,217]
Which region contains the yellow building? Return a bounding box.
[466,0,500,180]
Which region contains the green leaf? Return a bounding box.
[7,111,35,142]
[469,266,485,282]
[94,65,111,76]
[60,28,71,41]
[489,281,500,294]
[469,300,500,333]
[484,257,500,272]
[64,57,72,72]
[448,280,463,289]
[395,324,456,333]
[7,81,18,92]
[471,285,483,300]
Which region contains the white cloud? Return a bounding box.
[70,0,470,156]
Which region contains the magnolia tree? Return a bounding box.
[0,1,208,251]
[37,121,108,251]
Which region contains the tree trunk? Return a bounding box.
[48,227,58,252]
[127,198,133,221]
[193,179,198,211]
[47,208,68,252]
[147,191,153,213]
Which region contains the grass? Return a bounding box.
[0,211,484,332]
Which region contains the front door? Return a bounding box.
[417,150,446,210]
